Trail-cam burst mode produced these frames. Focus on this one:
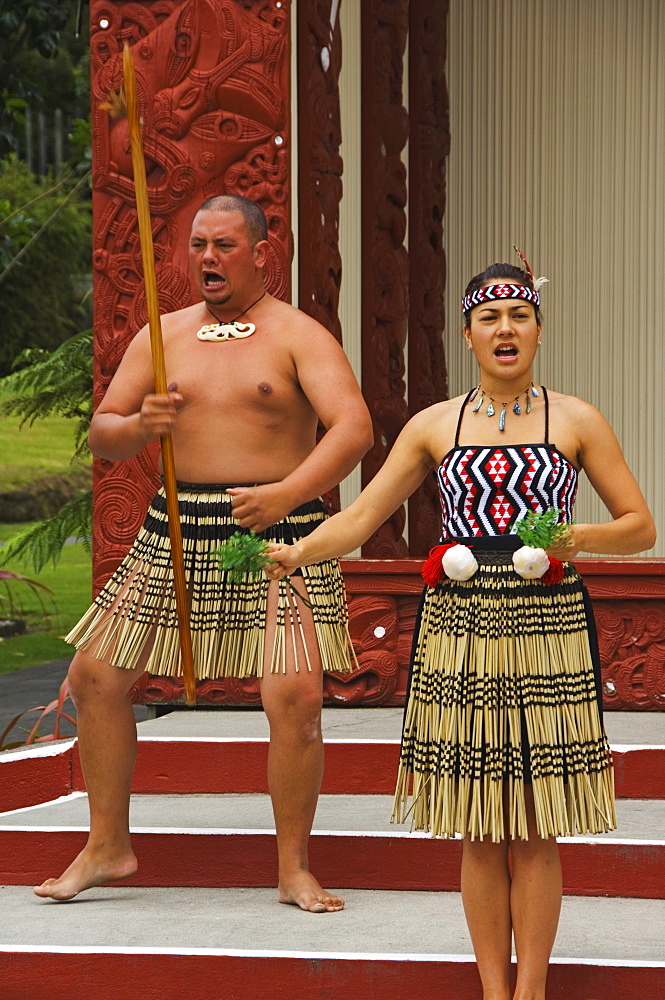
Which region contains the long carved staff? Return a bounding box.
[122,44,196,705]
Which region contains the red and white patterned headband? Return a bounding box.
[462,283,540,315]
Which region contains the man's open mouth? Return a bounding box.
[203,272,225,289]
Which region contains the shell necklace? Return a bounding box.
[469,381,539,431]
[196,291,266,342]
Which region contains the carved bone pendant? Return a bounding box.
[196,322,256,342]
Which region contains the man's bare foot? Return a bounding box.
[278,870,345,913]
[33,846,138,901]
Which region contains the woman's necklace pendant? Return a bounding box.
[196,321,256,342]
[470,381,536,430]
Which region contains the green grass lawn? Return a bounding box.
[0,411,90,490]
[0,525,92,675]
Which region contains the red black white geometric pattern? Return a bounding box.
[461,283,540,314]
[437,444,578,538]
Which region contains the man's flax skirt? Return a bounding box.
[392,539,616,842]
[66,484,354,679]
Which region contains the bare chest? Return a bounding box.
[163,335,303,416]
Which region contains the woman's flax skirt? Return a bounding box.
[392,548,616,842]
[66,484,353,679]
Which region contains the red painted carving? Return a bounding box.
[90,0,292,594]
[360,0,410,557]
[593,602,665,710]
[407,0,450,555]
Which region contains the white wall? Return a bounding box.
[445,0,664,555]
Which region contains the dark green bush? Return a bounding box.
[0,156,91,374]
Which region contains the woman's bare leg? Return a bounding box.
[461,834,513,1000]
[510,788,562,1000]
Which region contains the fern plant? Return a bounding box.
[1,328,93,461]
[0,329,93,570]
[513,508,572,549]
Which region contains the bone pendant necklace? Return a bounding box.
[196,291,266,342]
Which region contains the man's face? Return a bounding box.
[188,209,263,306]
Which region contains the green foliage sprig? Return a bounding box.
[211,531,312,607]
[211,531,271,583]
[513,508,572,549]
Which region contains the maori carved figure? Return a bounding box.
[407,0,450,555]
[89,0,291,598]
[360,0,410,556]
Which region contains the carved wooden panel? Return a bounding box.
[296,0,344,516]
[407,0,450,554]
[296,0,343,345]
[90,0,291,592]
[360,0,410,557]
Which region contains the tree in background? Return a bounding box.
[0,1,91,373]
[0,1,93,563]
[0,0,86,158]
[0,158,91,375]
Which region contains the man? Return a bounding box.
[34,194,373,913]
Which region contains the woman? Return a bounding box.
[266,262,656,1000]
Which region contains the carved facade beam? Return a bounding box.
[360,0,410,557]
[297,0,345,514]
[407,0,451,554]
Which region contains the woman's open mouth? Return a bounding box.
[494,344,518,361]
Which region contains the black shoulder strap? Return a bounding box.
[455,388,476,447]
[542,386,550,443]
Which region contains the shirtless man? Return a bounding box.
[34,194,373,912]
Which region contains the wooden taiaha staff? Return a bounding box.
[122,44,196,705]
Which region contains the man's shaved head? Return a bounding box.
[196,194,268,246]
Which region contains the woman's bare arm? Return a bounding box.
[547,400,656,559]
[266,411,436,574]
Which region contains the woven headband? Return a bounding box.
[462,283,540,314]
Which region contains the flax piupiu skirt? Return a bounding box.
[392,535,616,841]
[66,484,353,679]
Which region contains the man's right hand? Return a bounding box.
[138,386,183,441]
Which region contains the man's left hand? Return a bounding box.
[227,484,296,533]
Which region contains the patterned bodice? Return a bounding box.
[437,443,579,538]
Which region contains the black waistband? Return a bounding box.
[442,534,522,552]
[160,479,260,492]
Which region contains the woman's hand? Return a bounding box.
[546,524,587,561]
[264,542,303,579]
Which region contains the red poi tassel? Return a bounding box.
[542,557,565,586]
[421,543,457,587]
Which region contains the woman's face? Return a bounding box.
[464,284,541,382]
